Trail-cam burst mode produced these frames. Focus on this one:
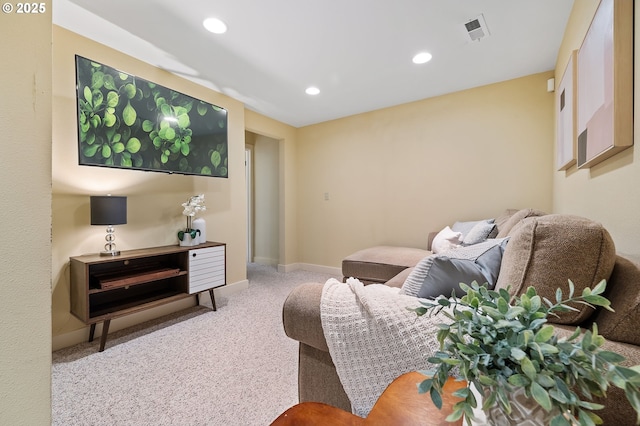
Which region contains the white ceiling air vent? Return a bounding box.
[464,14,490,42]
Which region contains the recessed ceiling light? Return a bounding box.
[203,17,227,34]
[305,87,320,95]
[412,52,433,64]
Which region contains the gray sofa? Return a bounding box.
[282,211,640,423]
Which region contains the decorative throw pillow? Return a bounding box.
[462,220,497,246]
[495,208,546,238]
[401,256,437,297]
[493,209,520,235]
[431,226,462,254]
[495,214,616,325]
[452,220,482,236]
[452,218,494,236]
[418,239,508,299]
[401,238,508,298]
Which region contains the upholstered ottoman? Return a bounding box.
[341,246,431,284]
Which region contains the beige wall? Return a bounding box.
[52,26,248,348]
[296,72,555,268]
[0,1,52,424]
[5,3,625,421]
[553,1,640,256]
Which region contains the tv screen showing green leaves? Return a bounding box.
[75,55,228,178]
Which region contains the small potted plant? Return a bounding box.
[178,194,206,246]
[412,280,640,425]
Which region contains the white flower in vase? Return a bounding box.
[179,194,206,245]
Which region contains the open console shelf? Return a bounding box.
[92,266,184,291]
[70,242,225,352]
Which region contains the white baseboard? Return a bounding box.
[53,279,250,352]
[52,297,195,352]
[278,262,341,277]
[198,279,248,306]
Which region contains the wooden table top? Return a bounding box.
[270,371,466,426]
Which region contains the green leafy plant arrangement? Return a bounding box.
[76,55,228,177]
[411,280,640,426]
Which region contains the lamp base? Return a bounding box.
[101,231,119,256]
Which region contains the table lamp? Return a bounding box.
[90,195,127,256]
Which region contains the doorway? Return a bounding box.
[245,146,253,262]
[245,131,280,266]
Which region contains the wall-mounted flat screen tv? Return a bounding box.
[75,55,228,178]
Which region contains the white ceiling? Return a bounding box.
[53,0,575,128]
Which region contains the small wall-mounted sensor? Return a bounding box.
[547,78,555,92]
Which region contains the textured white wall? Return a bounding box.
[0,1,53,424]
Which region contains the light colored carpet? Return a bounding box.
[52,263,338,426]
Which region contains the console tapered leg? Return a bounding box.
[89,323,96,342]
[209,288,217,311]
[98,319,111,352]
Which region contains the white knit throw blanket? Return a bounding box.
[320,277,449,417]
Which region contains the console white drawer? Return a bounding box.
[188,245,225,294]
